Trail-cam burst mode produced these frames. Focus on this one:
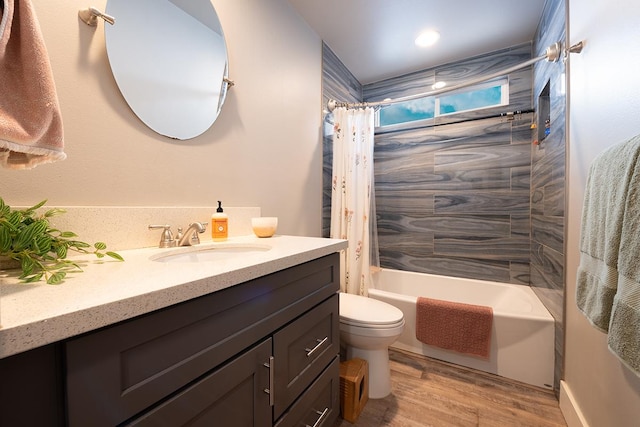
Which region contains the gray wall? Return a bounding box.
[321,45,536,283]
[364,44,534,285]
[531,0,566,394]
[321,43,363,238]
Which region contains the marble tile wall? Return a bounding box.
[373,115,534,284]
[321,43,363,238]
[365,44,535,285]
[531,0,566,393]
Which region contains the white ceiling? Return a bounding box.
[287,0,547,84]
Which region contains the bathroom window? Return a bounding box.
[378,97,435,127]
[377,77,509,128]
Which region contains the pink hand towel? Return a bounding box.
[0,0,65,169]
[416,297,493,359]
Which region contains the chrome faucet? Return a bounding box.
[177,222,207,246]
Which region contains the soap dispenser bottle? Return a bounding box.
[211,201,228,241]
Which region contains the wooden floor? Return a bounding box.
[333,349,567,427]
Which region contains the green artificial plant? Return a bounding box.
[0,198,123,284]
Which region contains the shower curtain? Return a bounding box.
[330,107,379,296]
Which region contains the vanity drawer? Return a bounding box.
[275,355,340,427]
[65,253,339,427]
[273,294,339,419]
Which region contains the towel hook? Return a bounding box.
[78,7,115,26]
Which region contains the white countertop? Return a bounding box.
[0,235,347,359]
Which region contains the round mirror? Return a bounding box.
[105,0,229,140]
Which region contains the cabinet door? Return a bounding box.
[126,339,272,427]
[273,294,339,418]
[0,344,64,427]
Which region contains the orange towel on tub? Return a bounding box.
[416,297,493,359]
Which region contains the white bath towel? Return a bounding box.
[0,0,65,169]
[607,143,640,376]
[576,135,640,332]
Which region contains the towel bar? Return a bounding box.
[78,7,115,26]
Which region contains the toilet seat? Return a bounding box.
[339,292,404,329]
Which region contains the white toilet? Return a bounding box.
[339,292,405,399]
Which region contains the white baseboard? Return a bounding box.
[559,380,589,427]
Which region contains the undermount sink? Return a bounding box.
[150,243,271,263]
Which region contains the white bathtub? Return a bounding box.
[369,268,555,389]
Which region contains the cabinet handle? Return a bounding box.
[306,408,329,427]
[305,336,328,357]
[263,356,274,406]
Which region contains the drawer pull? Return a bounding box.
[306,407,329,427]
[305,336,328,357]
[263,356,274,406]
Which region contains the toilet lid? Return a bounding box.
[339,292,404,327]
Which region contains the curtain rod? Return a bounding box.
[327,41,584,112]
[374,109,535,136]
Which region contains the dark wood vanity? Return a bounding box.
[0,253,340,427]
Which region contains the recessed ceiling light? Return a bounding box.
[432,81,446,89]
[415,30,440,47]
